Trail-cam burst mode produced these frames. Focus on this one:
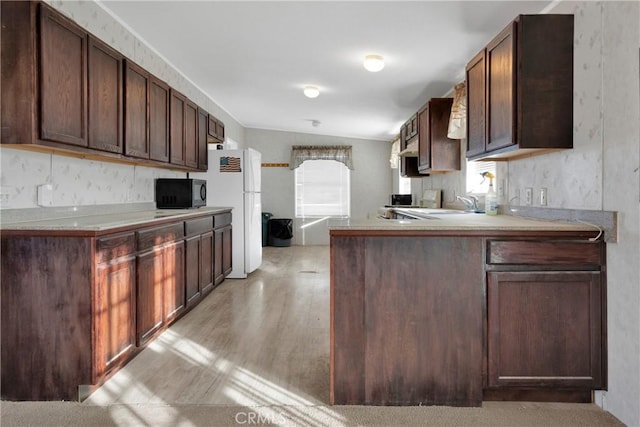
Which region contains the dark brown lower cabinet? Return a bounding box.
[214,228,224,285]
[185,235,202,306]
[136,245,165,346]
[1,210,231,401]
[331,231,606,407]
[486,271,603,389]
[94,242,136,380]
[222,225,233,276]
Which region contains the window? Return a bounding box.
[466,160,497,194]
[295,160,350,218]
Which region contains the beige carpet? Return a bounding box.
[1,401,625,426]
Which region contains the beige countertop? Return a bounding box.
[0,207,232,232]
[329,207,602,234]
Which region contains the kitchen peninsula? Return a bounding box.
[330,212,606,406]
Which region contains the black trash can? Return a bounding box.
[262,212,273,247]
[268,218,293,247]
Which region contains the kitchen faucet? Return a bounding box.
[457,195,479,212]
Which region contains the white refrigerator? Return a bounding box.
[193,147,262,278]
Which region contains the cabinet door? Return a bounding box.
[164,239,185,322]
[185,235,201,308]
[169,90,186,165]
[207,116,217,140]
[88,36,123,154]
[136,247,165,346]
[216,120,225,142]
[487,271,603,389]
[222,225,233,276]
[197,108,209,170]
[149,76,170,162]
[214,228,224,285]
[466,50,486,158]
[200,231,214,293]
[184,100,198,169]
[417,105,430,172]
[486,22,516,152]
[124,61,149,159]
[39,5,87,146]
[95,255,135,379]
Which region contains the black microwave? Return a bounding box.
[155,178,207,209]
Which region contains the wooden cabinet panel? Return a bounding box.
[486,22,516,152]
[465,15,573,160]
[200,231,214,294]
[185,235,201,307]
[198,108,209,170]
[39,5,87,147]
[466,50,486,157]
[487,240,603,265]
[136,247,165,346]
[222,225,233,276]
[94,254,135,379]
[170,90,186,165]
[214,228,224,285]
[124,61,149,159]
[417,105,431,171]
[487,271,603,389]
[164,239,185,322]
[184,100,198,168]
[417,98,458,173]
[149,76,170,162]
[331,235,484,406]
[88,36,122,154]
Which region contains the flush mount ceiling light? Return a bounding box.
[363,54,385,72]
[303,86,320,98]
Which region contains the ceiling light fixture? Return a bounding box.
[363,54,384,72]
[303,86,320,98]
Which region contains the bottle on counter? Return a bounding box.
[483,172,498,215]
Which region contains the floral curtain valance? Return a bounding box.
[290,145,354,170]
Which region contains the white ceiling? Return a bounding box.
[99,1,552,141]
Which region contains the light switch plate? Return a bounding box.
[37,184,53,207]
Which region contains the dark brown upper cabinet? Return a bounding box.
[399,117,421,178]
[1,1,208,172]
[207,115,225,143]
[39,4,88,147]
[184,100,198,169]
[465,50,486,159]
[466,14,574,161]
[198,108,209,170]
[88,36,123,154]
[124,60,149,159]
[149,77,170,163]
[417,98,459,173]
[169,89,186,166]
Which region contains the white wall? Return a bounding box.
[411,2,640,425]
[245,128,392,245]
[0,0,245,209]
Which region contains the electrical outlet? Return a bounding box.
[498,179,505,198]
[540,188,548,206]
[525,187,533,205]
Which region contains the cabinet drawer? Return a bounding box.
[487,240,603,265]
[185,216,213,236]
[137,222,184,251]
[214,212,232,228]
[97,232,136,263]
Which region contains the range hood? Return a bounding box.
[398,138,418,157]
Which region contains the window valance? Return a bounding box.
[290,145,354,170]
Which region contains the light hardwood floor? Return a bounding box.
[86,245,330,406]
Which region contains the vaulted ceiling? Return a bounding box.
[100,1,552,141]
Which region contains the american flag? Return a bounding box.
[220,156,241,172]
